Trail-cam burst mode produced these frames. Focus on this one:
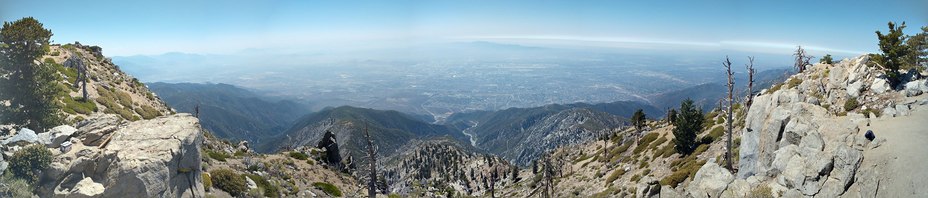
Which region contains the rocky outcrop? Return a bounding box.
[706,55,928,197]
[40,114,204,198]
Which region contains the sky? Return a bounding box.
[1,0,926,56]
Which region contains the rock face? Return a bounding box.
[41,114,204,198]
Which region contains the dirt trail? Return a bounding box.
[857,103,928,197]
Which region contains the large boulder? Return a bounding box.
[41,114,204,198]
[659,186,684,198]
[687,161,734,198]
[847,81,864,98]
[904,80,926,96]
[76,114,125,146]
[46,125,78,148]
[870,79,890,94]
[55,177,105,198]
[1,128,38,146]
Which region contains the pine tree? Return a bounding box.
[630,109,647,131]
[0,17,61,132]
[673,99,703,155]
[875,21,910,87]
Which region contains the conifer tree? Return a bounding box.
[0,17,61,131]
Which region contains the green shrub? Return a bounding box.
[210,169,247,197]
[862,108,882,118]
[787,78,803,89]
[605,169,626,184]
[630,174,642,182]
[206,150,230,162]
[289,151,309,160]
[114,91,133,108]
[633,133,660,155]
[312,182,343,197]
[648,136,668,151]
[202,173,212,192]
[9,145,52,183]
[844,98,859,111]
[820,54,833,64]
[246,174,279,197]
[660,159,706,188]
[655,143,676,158]
[705,126,725,143]
[63,96,97,115]
[134,105,161,120]
[766,83,784,94]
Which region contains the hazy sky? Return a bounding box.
[2,0,925,56]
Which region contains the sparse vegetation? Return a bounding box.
[206,150,230,162]
[747,185,774,198]
[288,151,309,160]
[786,77,803,89]
[245,174,279,197]
[605,169,626,184]
[844,98,860,111]
[313,182,343,197]
[0,174,33,198]
[202,173,212,192]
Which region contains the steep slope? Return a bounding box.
[2,40,205,197]
[383,138,519,197]
[447,104,626,166]
[266,106,469,162]
[148,82,309,147]
[43,43,173,123]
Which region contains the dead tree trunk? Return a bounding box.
[723,56,735,171]
[746,56,756,108]
[794,46,814,73]
[364,126,378,198]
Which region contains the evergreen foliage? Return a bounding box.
[672,99,703,155]
[820,54,833,64]
[874,21,910,86]
[630,109,646,130]
[0,17,62,131]
[8,144,52,184]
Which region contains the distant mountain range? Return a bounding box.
[265,106,470,160]
[646,68,792,112]
[148,82,310,148]
[151,77,789,165]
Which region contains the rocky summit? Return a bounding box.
[35,113,204,198]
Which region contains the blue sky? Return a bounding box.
[1,0,925,56]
